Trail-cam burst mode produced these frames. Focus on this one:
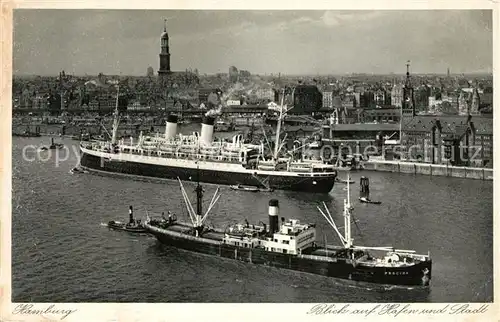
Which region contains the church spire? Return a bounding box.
[405,60,412,87]
[159,18,171,75]
[403,60,416,116]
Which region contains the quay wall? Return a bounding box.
[363,160,493,181]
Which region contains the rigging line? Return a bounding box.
[180,187,196,226]
[201,193,221,224]
[178,178,197,225]
[350,212,366,244]
[317,206,346,245]
[260,124,273,155]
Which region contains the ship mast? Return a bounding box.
[273,89,285,160]
[195,162,203,219]
[111,85,120,145]
[317,173,353,249]
[344,174,352,248]
[178,175,222,236]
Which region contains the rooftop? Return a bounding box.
[402,115,493,135]
[326,123,400,131]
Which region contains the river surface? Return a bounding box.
[11,135,493,303]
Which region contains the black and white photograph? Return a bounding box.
[3,3,497,320]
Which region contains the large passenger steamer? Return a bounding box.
[79,86,337,193]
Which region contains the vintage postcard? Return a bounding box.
[1,1,497,321]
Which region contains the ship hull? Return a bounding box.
[80,148,335,193]
[146,225,432,287]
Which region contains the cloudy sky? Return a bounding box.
[13,10,492,76]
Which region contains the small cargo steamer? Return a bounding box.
[144,175,432,286]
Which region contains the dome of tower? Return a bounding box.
[161,19,169,39]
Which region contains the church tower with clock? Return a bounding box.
[158,19,171,76]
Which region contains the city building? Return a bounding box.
[352,92,361,107]
[341,95,356,109]
[88,98,99,111]
[332,95,342,109]
[322,122,399,140]
[226,99,242,106]
[401,115,492,167]
[255,88,274,102]
[470,87,480,115]
[339,107,358,124]
[290,85,323,114]
[229,66,239,83]
[359,108,401,123]
[198,88,221,104]
[415,85,431,112]
[127,101,144,110]
[480,86,493,110]
[360,91,375,108]
[321,85,335,110]
[391,84,403,107]
[374,89,386,107]
[322,91,333,109]
[147,66,155,77]
[458,90,470,115]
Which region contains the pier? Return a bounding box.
[363,159,493,181]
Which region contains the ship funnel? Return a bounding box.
[200,116,215,146]
[268,199,280,234]
[360,176,370,199]
[164,114,178,140]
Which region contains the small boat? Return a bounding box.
[49,143,64,149]
[230,184,260,192]
[106,206,148,233]
[106,220,148,233]
[336,177,355,184]
[358,177,381,204]
[359,197,382,205]
[48,138,64,149]
[69,167,89,174]
[13,132,42,137]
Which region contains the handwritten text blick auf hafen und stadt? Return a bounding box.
[307,303,489,317]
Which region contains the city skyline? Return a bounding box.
[13,10,493,76]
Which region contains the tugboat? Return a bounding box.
[107,206,148,233]
[358,176,381,204]
[144,174,432,286]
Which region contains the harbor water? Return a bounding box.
[12,136,493,302]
